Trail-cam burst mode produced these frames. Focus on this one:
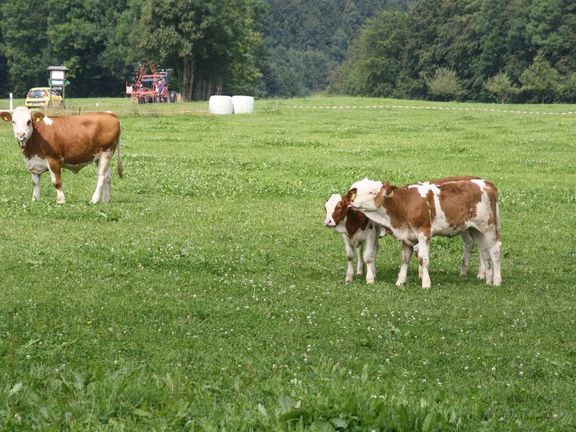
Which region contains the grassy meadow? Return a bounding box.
[0,96,575,430]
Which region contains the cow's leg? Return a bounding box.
[356,242,365,275]
[102,162,112,203]
[417,234,431,288]
[460,230,474,276]
[482,230,502,286]
[412,243,423,279]
[472,231,493,285]
[47,159,65,204]
[31,173,41,201]
[477,255,486,280]
[462,229,488,279]
[396,242,413,286]
[91,151,112,204]
[343,236,355,283]
[363,233,378,284]
[490,239,502,286]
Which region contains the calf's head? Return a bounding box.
[0,107,45,149]
[324,193,344,227]
[349,178,384,211]
[349,178,398,211]
[324,189,359,228]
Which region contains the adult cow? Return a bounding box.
[0,106,123,204]
[349,176,501,288]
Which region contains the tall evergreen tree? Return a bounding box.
[520,51,562,102]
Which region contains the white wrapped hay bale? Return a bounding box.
[208,95,233,115]
[232,96,255,114]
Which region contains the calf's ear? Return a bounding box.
[375,184,396,208]
[32,112,45,123]
[381,182,397,198]
[346,188,357,203]
[0,112,12,122]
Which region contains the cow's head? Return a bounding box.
[324,191,357,228]
[349,178,384,212]
[324,193,344,228]
[0,107,44,149]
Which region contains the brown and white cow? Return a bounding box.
[349,176,501,288]
[0,106,123,204]
[324,193,382,283]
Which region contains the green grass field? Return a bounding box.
[0,96,575,430]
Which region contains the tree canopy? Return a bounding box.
[0,0,574,102]
[333,0,576,102]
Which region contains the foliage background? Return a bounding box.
[1,0,574,101]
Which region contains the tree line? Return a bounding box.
[0,0,574,103]
[333,0,576,103]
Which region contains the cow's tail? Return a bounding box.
[495,200,501,238]
[492,187,501,241]
[116,137,124,179]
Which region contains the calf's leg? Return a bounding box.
[356,242,365,275]
[417,234,431,288]
[482,229,502,286]
[476,257,487,280]
[363,233,378,284]
[460,230,475,276]
[343,235,355,283]
[490,240,502,286]
[472,231,493,285]
[396,242,413,286]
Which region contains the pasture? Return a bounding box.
[0,96,575,430]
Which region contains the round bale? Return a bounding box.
[232,96,255,114]
[208,95,233,115]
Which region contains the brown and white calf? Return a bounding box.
[324,193,382,283]
[0,106,123,204]
[349,176,501,288]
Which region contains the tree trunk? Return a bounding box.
[181,55,195,101]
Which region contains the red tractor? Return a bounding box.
[126,64,172,103]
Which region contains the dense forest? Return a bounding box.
[264,0,415,96]
[0,0,574,102]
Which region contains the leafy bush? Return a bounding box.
[424,68,465,101]
[485,72,520,103]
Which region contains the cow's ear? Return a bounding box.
[0,112,12,122]
[381,182,397,198]
[32,112,45,123]
[346,188,357,203]
[375,183,395,208]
